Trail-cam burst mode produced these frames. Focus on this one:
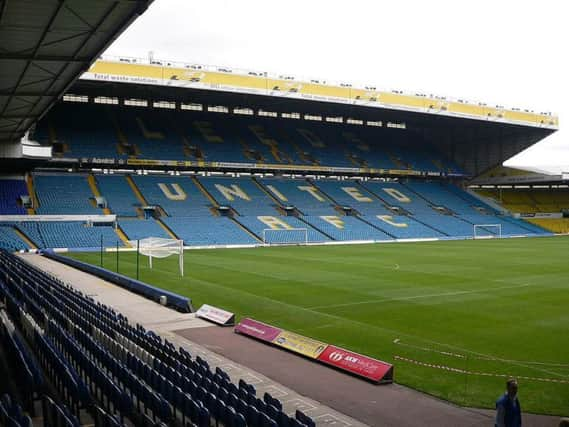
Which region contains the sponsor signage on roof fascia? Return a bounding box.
[80,69,557,130]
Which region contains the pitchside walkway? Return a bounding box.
[21,254,559,427]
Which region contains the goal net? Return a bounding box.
[262,228,308,246]
[473,224,502,239]
[130,237,184,276]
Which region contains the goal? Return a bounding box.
[262,228,308,246]
[473,224,502,239]
[130,237,184,276]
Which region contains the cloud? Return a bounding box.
[104,0,568,174]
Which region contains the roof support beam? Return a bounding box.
[0,1,66,118]
[0,53,92,63]
[2,114,39,119]
[11,1,121,138]
[0,0,153,145]
[0,90,58,96]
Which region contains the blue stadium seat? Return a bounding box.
[0,179,28,214]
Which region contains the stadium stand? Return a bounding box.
[199,176,280,216]
[526,218,569,233]
[128,175,262,244]
[115,108,187,160]
[0,179,27,214]
[132,175,214,217]
[311,180,392,215]
[95,175,141,217]
[476,187,569,213]
[302,215,391,241]
[0,249,315,427]
[119,219,171,241]
[37,102,465,174]
[259,177,337,215]
[185,116,250,164]
[35,103,123,159]
[0,226,30,252]
[17,222,122,249]
[0,171,552,250]
[472,187,569,234]
[34,174,101,215]
[162,216,259,246]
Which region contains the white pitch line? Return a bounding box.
[115,264,563,379]
[306,283,533,310]
[393,338,569,368]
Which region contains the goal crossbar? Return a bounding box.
[262,228,308,245]
[473,224,502,239]
[129,237,184,276]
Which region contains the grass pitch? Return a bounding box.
[69,236,569,415]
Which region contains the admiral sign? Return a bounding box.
[318,345,394,383]
[196,304,235,326]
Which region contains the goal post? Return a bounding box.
[262,228,308,246]
[130,237,184,276]
[473,224,502,239]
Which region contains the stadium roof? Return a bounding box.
[82,56,559,130]
[67,72,557,177]
[0,0,153,146]
[471,166,569,185]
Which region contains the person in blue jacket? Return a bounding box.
[496,378,522,427]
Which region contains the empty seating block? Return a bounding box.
[37,102,464,173]
[363,215,444,239]
[120,219,170,241]
[18,222,122,249]
[260,178,338,215]
[0,226,29,251]
[34,174,100,215]
[200,176,279,216]
[133,176,213,217]
[96,175,141,216]
[163,217,258,246]
[237,215,329,243]
[0,179,27,214]
[304,215,392,241]
[312,180,392,215]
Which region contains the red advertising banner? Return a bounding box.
[234,318,282,343]
[318,345,394,383]
[235,317,394,384]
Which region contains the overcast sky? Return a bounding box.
[105,0,568,174]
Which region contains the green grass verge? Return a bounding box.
[68,236,569,415]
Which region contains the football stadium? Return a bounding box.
[0,1,568,426]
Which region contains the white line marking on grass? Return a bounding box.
[306,283,533,310]
[394,338,466,358]
[118,264,564,379]
[313,323,336,330]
